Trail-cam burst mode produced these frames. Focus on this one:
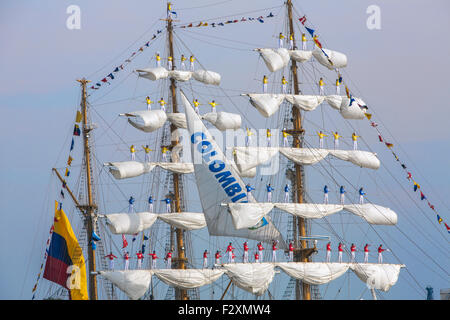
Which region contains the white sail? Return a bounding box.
[274,203,344,218]
[181,90,286,247]
[166,112,187,129]
[136,67,169,81]
[155,162,194,174]
[256,48,288,72]
[106,161,155,179]
[125,110,167,133]
[325,95,343,110]
[339,97,367,119]
[343,204,398,225]
[168,70,192,82]
[288,50,312,63]
[153,269,224,289]
[276,262,349,285]
[227,203,275,229]
[222,263,275,296]
[244,93,285,118]
[276,48,291,66]
[202,112,242,131]
[329,150,380,169]
[284,94,325,111]
[103,212,158,235]
[157,212,206,230]
[349,263,405,292]
[98,270,152,300]
[233,147,279,173]
[192,70,221,85]
[279,147,330,165]
[312,48,348,70]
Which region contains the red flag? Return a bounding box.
[407,172,412,180]
[370,122,378,127]
[122,234,128,248]
[385,142,394,148]
[299,15,307,25]
[378,135,383,142]
[445,223,450,233]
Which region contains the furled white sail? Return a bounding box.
[339,97,367,119]
[125,110,167,133]
[202,112,242,131]
[325,95,343,110]
[168,70,192,82]
[227,203,275,229]
[166,112,187,129]
[245,93,285,118]
[256,48,288,72]
[233,147,279,173]
[155,162,194,174]
[153,269,224,289]
[98,270,152,300]
[344,204,398,225]
[157,212,206,230]
[193,70,221,86]
[276,48,291,66]
[104,212,158,235]
[284,94,325,111]
[222,263,275,296]
[329,150,380,170]
[136,67,169,81]
[276,262,349,285]
[274,203,344,219]
[279,147,330,165]
[181,90,286,247]
[106,161,155,180]
[288,50,312,63]
[349,263,404,292]
[312,48,348,70]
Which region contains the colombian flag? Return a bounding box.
[43,201,88,300]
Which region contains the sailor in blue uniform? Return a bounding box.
[284,184,290,202]
[162,197,172,213]
[359,187,366,204]
[266,184,274,202]
[339,186,346,205]
[148,195,154,212]
[246,184,255,201]
[128,196,135,213]
[323,185,329,204]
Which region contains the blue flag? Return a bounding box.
[305,27,315,37]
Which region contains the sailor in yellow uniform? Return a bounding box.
[158,97,166,112]
[266,128,272,147]
[146,96,153,110]
[333,131,341,149]
[335,78,341,95]
[245,127,253,147]
[167,56,173,70]
[352,132,360,150]
[208,100,218,113]
[161,146,169,162]
[142,145,153,162]
[263,75,268,93]
[180,54,187,70]
[281,76,288,94]
[282,128,291,147]
[301,33,307,50]
[130,145,136,161]
[289,33,294,50]
[193,99,201,115]
[190,55,195,71]
[319,77,325,95]
[317,131,327,149]
[155,52,161,67]
[278,32,285,48]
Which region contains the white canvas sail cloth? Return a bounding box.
[244,94,285,118]
[325,95,367,120]
[222,263,275,296]
[284,95,325,111]
[153,269,224,289]
[289,50,313,63]
[256,48,290,72]
[98,270,152,300]
[168,70,192,82]
[103,212,158,234]
[202,112,242,131]
[227,203,275,229]
[192,70,221,85]
[312,48,348,70]
[181,90,286,247]
[106,161,155,179]
[329,150,380,169]
[349,264,405,292]
[344,204,398,225]
[155,162,194,174]
[274,203,343,218]
[136,67,169,81]
[276,263,349,285]
[233,147,280,173]
[124,110,167,132]
[157,212,206,230]
[279,148,330,165]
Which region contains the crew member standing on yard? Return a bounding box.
[338,242,344,263]
[136,251,144,269]
[128,196,135,213]
[257,242,264,262]
[301,33,307,50]
[326,242,331,263]
[180,54,187,70]
[266,184,274,202]
[155,52,161,67]
[162,197,171,213]
[319,77,325,95]
[288,241,294,262]
[359,187,366,205]
[378,244,386,263]
[190,55,195,71]
[278,32,285,48]
[243,241,249,263]
[146,96,153,110]
[333,131,341,149]
[340,186,346,205]
[284,184,290,203]
[323,185,329,204]
[158,97,166,112]
[272,240,278,262]
[318,131,327,148]
[123,251,130,270]
[350,243,356,263]
[148,195,154,212]
[281,76,288,94]
[364,244,370,263]
[226,242,235,263]
[263,75,268,93]
[352,132,359,150]
[130,145,136,161]
[165,250,172,269]
[215,250,221,265]
[142,145,152,162]
[254,251,260,263]
[105,252,117,270]
[149,250,158,269]
[203,250,208,269]
[245,183,255,201]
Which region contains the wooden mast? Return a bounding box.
[286,0,312,301]
[77,78,98,300]
[166,2,188,300]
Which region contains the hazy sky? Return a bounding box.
[1,0,449,300]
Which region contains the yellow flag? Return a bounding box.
[364,113,372,120]
[67,156,73,166]
[75,111,82,123]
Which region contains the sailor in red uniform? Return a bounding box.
[203,250,208,269]
[288,241,294,262]
[350,243,356,263]
[165,250,173,269]
[123,251,130,270]
[225,242,235,263]
[255,252,260,263]
[215,250,222,265]
[338,242,344,263]
[257,242,264,262]
[326,242,331,263]
[364,244,370,263]
[243,241,249,263]
[149,250,158,269]
[231,251,236,263]
[105,252,117,270]
[272,240,278,262]
[136,251,144,269]
[378,244,386,263]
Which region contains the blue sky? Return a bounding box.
[0,0,449,300]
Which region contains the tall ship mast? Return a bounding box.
[30,1,450,301]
